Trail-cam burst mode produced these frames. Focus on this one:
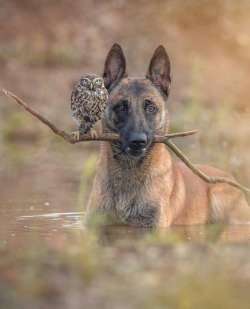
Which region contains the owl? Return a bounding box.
[71,74,109,140]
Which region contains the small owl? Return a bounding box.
[71,74,109,140]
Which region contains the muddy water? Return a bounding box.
[2,208,250,248]
[1,141,250,250]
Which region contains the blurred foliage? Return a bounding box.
[76,153,98,211]
[1,227,250,309]
[2,110,40,140]
[0,46,81,67]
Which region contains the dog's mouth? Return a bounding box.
[125,147,147,158]
[112,143,148,159]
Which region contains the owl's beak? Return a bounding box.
[89,82,94,90]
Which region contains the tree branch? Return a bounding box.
[1,87,249,196]
[0,88,198,143]
[164,140,250,195]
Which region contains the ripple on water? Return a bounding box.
[15,211,86,232]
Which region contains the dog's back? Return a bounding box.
[86,44,250,227]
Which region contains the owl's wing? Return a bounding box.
[71,89,90,111]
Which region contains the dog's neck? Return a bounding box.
[99,141,171,179]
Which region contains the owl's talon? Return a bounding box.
[90,128,98,139]
[73,131,81,141]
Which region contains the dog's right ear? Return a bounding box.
[103,43,128,91]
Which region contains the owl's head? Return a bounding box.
[80,74,105,91]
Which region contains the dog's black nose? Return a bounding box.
[129,132,147,150]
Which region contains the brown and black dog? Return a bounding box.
[86,44,250,227]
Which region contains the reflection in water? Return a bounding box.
[1,210,249,249]
[98,222,250,245]
[18,212,85,229]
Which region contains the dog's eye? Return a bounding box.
[146,104,156,113]
[115,101,128,113]
[145,99,156,113]
[117,105,127,112]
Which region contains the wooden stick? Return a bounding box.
[0,88,198,144]
[1,87,249,195]
[164,139,250,195]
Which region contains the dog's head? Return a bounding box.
[102,44,171,158]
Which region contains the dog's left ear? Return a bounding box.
[146,46,171,96]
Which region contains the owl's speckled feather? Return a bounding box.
[71,74,109,139]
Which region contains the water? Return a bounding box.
[1,204,250,249]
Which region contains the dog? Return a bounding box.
[85,43,250,227]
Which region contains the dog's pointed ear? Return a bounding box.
[146,45,171,96]
[103,43,128,91]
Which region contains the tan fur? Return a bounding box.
[87,141,250,226]
[86,44,250,227]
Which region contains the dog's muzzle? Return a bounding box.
[125,132,151,157]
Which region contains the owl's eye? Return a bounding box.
[82,78,89,85]
[94,79,102,85]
